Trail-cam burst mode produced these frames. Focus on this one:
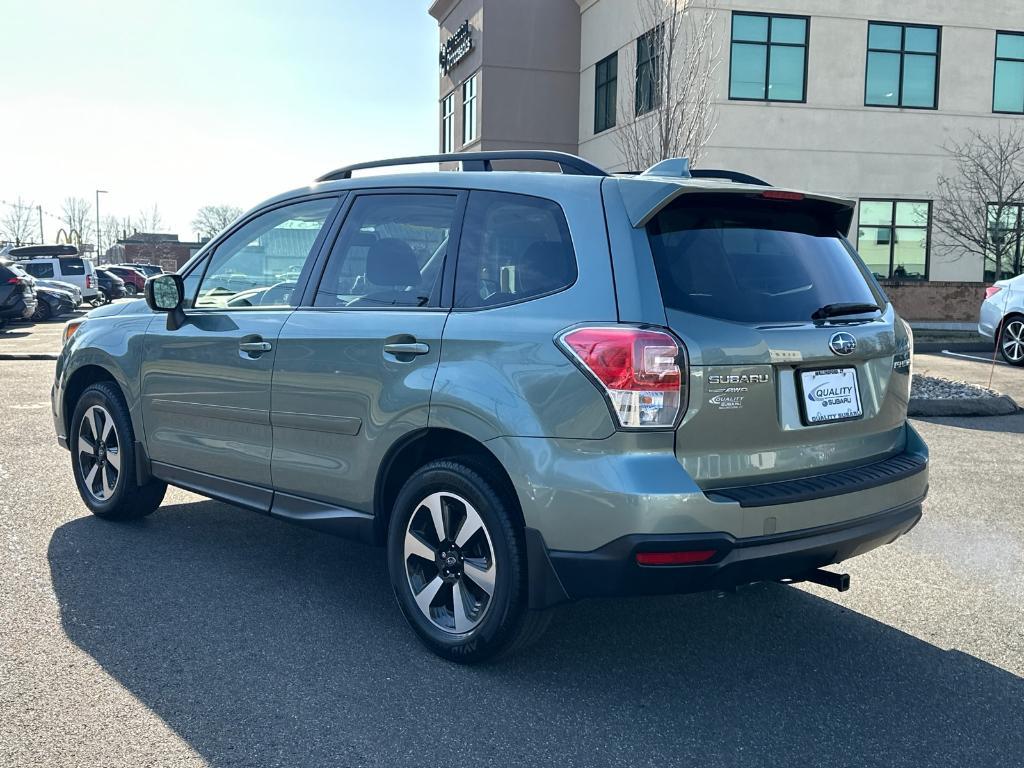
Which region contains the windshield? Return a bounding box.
[647,195,882,324]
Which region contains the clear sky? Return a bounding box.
[0,0,438,242]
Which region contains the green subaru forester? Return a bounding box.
[52,152,927,661]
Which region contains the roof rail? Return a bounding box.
[316,151,608,182]
[689,169,770,186]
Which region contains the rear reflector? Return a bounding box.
[636,550,717,566]
[558,326,684,428]
[985,285,1003,299]
[762,190,804,201]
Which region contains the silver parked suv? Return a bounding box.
[52,151,928,661]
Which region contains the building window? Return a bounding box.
[594,52,618,133]
[635,25,663,115]
[986,203,1024,280]
[994,32,1024,114]
[857,200,930,280]
[462,74,478,145]
[729,13,809,102]
[865,22,940,109]
[441,92,455,152]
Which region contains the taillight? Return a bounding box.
[6,277,19,285]
[86,275,93,288]
[558,326,684,428]
[986,285,1003,299]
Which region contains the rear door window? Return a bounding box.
[647,195,881,323]
[455,191,577,308]
[24,262,55,278]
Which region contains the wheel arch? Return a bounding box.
[62,364,124,437]
[373,427,524,545]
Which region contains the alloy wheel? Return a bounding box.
[1003,320,1024,363]
[403,491,497,635]
[77,405,121,501]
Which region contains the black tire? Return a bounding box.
[998,316,1024,366]
[70,381,166,520]
[387,459,550,663]
[124,284,138,296]
[32,300,51,322]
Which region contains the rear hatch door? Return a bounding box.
[640,188,912,490]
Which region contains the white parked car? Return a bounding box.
[979,274,1024,366]
[7,245,100,301]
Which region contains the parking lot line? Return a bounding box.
[940,350,1008,366]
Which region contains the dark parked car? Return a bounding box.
[0,259,37,329]
[32,286,78,321]
[104,266,147,296]
[96,269,127,302]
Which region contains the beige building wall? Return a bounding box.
[576,0,1024,282]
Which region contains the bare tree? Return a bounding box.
[100,215,123,253]
[933,125,1024,281]
[60,197,94,247]
[135,204,164,233]
[614,0,720,172]
[1,196,38,245]
[192,204,243,240]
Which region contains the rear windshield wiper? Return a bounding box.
[811,302,881,321]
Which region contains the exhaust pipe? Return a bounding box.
[801,568,850,592]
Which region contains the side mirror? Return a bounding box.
[145,274,186,330]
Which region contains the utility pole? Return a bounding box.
[37,205,43,243]
[95,189,108,262]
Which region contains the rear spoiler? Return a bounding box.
[613,177,856,236]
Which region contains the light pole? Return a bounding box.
[95,189,108,262]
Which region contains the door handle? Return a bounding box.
[239,341,272,353]
[383,342,429,356]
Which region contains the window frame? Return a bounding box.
[441,91,455,152]
[594,51,618,134]
[180,193,345,312]
[985,201,1024,280]
[728,11,810,103]
[856,198,932,281]
[452,189,579,312]
[295,187,469,312]
[462,74,478,146]
[635,25,664,116]
[864,21,941,110]
[993,30,1024,115]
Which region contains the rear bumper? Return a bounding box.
[527,496,923,606]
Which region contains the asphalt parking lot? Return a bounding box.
[1,358,1022,767]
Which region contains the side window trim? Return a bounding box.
[181,192,345,311]
[297,187,468,311]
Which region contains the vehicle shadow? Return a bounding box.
[49,500,1023,767]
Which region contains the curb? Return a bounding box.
[0,353,59,361]
[909,395,1019,417]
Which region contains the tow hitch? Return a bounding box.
[786,568,851,592]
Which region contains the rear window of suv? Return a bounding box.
[647,195,882,323]
[58,258,86,276]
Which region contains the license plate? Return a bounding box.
[799,367,862,424]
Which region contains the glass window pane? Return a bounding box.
[315,195,456,308]
[456,192,577,309]
[733,14,768,42]
[902,54,937,107]
[730,42,767,99]
[868,23,902,51]
[768,44,805,100]
[859,200,895,227]
[196,198,336,308]
[857,230,892,279]
[895,201,929,226]
[891,228,928,279]
[995,60,1024,113]
[997,32,1024,60]
[905,26,938,53]
[866,51,900,105]
[770,17,806,44]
